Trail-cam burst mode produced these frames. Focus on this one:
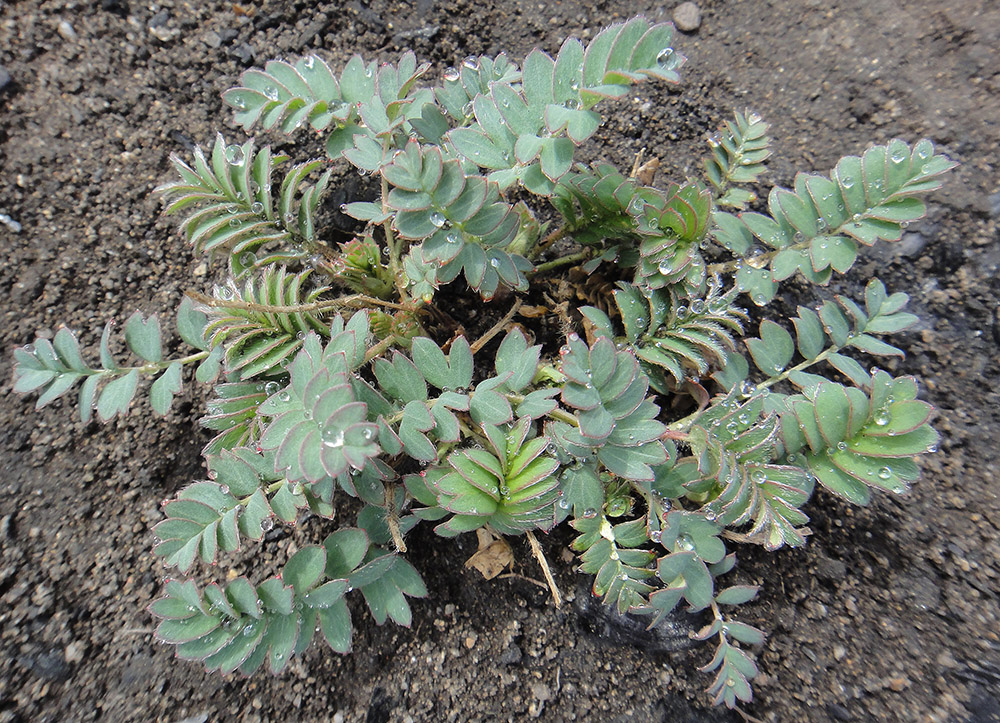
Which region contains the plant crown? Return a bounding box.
[12,16,953,710]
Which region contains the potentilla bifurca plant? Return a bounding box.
[12,17,953,710]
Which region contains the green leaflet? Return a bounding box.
[150,532,425,674]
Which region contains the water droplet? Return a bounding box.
[264,381,279,396]
[463,55,478,69]
[250,201,264,215]
[499,485,510,497]
[890,147,907,163]
[816,217,829,232]
[874,409,891,426]
[218,285,234,300]
[837,441,848,451]
[263,86,279,101]
[841,176,855,189]
[650,530,662,543]
[751,469,765,483]
[704,510,718,522]
[489,258,499,268]
[738,413,750,425]
[877,467,892,480]
[657,258,672,275]
[445,232,459,244]
[558,498,570,509]
[582,508,597,519]
[691,299,706,315]
[462,101,474,117]
[225,145,245,165]
[261,518,274,532]
[296,331,306,340]
[430,211,447,228]
[726,420,738,433]
[240,252,256,266]
[676,305,689,320]
[229,218,242,228]
[739,380,755,397]
[361,427,375,441]
[322,429,345,448]
[443,67,460,82]
[656,47,675,66]
[676,533,695,551]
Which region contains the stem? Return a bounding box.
[187,290,410,315]
[525,530,562,608]
[127,349,210,375]
[381,174,410,301]
[469,300,522,354]
[529,249,592,277]
[504,392,578,427]
[758,345,839,390]
[363,336,396,365]
[528,226,569,260]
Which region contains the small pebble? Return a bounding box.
[0,65,11,92]
[672,2,701,32]
[57,20,77,41]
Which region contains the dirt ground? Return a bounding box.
[2,0,999,721]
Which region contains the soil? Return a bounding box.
[1,0,999,721]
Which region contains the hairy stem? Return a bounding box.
[529,249,592,277]
[528,226,569,260]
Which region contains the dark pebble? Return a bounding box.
[497,643,523,665]
[0,65,11,92]
[18,650,71,682]
[827,703,853,721]
[230,43,256,65]
[100,0,129,16]
[815,555,848,583]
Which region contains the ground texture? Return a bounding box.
[1,0,999,721]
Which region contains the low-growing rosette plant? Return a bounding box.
[12,16,953,710]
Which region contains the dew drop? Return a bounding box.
[751,469,765,483]
[229,218,242,228]
[890,147,907,163]
[489,257,500,268]
[874,409,891,426]
[582,508,597,519]
[675,305,689,320]
[445,232,459,244]
[877,467,892,480]
[296,331,306,340]
[657,258,672,275]
[264,381,280,396]
[443,67,460,82]
[250,201,264,214]
[656,47,675,66]
[261,518,274,532]
[263,86,279,101]
[225,145,245,165]
[704,510,718,522]
[558,498,570,509]
[739,380,755,397]
[240,252,255,267]
[650,530,662,543]
[361,427,375,441]
[738,413,750,425]
[676,533,695,551]
[691,299,706,315]
[841,176,855,189]
[322,429,345,448]
[463,55,479,69]
[430,211,447,228]
[837,441,848,451]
